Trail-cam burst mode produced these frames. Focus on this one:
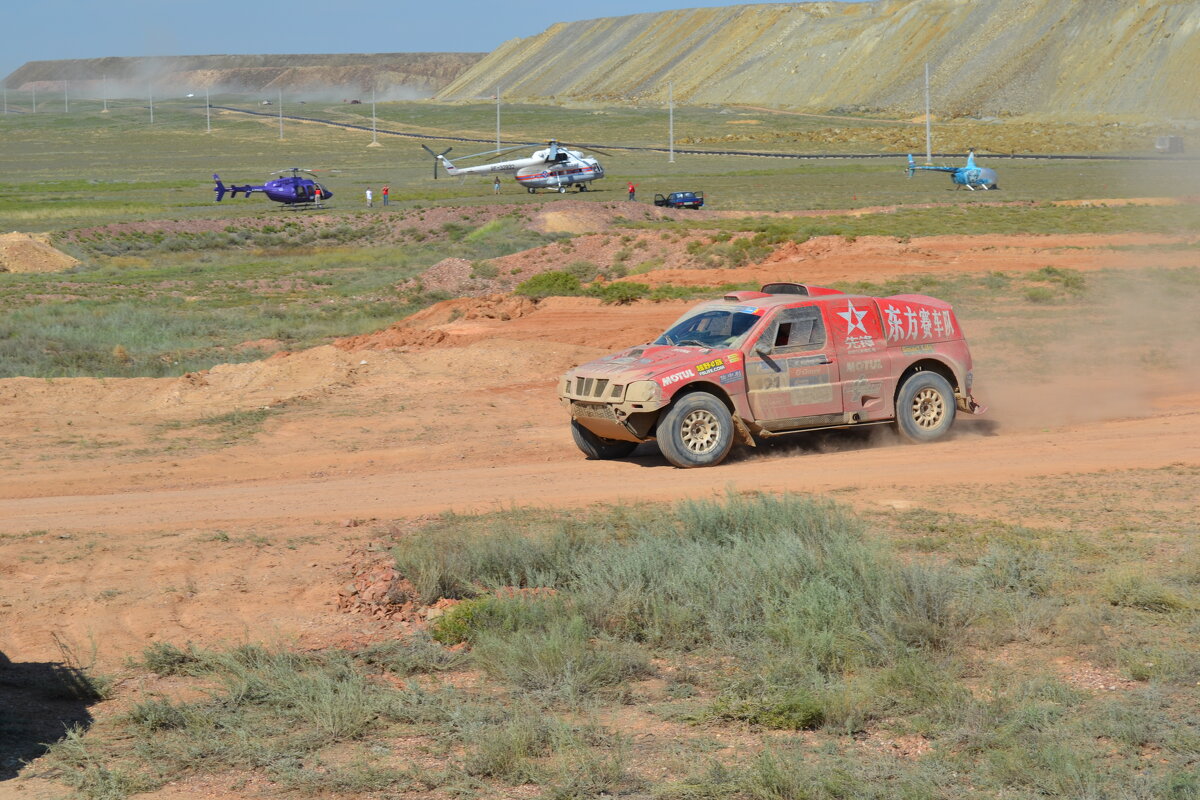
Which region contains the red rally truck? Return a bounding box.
[558,282,985,468]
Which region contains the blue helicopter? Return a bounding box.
[213,168,332,206]
[906,149,999,190]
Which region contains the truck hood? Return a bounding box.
[566,344,738,386]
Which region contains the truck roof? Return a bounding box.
[717,283,851,308]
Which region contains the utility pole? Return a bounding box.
[205,86,210,132]
[64,83,69,113]
[149,84,153,124]
[924,62,932,164]
[102,75,108,112]
[371,87,377,145]
[278,88,283,139]
[32,85,36,112]
[495,86,501,150]
[668,82,675,163]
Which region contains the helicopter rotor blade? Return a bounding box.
[559,141,614,157]
[457,143,531,162]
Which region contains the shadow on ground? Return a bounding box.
[0,651,101,780]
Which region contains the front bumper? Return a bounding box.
[559,376,665,442]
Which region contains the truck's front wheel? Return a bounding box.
[571,421,638,460]
[895,372,956,443]
[656,393,734,468]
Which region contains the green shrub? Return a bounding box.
[139,642,203,676]
[711,688,826,730]
[1024,286,1057,303]
[470,262,499,279]
[127,698,189,731]
[1102,570,1190,612]
[587,282,649,305]
[431,596,505,644]
[356,634,465,674]
[471,615,651,701]
[514,271,582,299]
[564,260,600,282]
[463,714,554,780]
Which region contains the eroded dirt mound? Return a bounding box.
[0,232,79,273]
[0,345,367,420]
[334,294,539,351]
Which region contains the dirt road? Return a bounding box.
[1,230,1198,670]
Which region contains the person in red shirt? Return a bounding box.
[627,182,638,201]
[381,185,390,206]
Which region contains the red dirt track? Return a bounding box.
[1,228,1198,671]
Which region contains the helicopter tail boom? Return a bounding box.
[213,174,259,201]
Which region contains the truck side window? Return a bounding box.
[771,307,825,352]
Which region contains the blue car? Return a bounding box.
[654,191,705,209]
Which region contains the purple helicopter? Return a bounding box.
[213,168,332,207]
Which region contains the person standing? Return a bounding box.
[381,184,390,206]
[627,182,638,201]
[493,176,501,194]
[365,188,373,208]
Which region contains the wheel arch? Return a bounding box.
[894,358,959,404]
[666,382,755,446]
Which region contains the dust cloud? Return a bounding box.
[983,268,1200,432]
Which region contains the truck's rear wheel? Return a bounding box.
[571,421,638,460]
[895,372,956,443]
[655,393,734,468]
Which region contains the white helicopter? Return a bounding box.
[421,140,607,193]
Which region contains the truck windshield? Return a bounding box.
[653,307,761,348]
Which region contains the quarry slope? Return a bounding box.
[4,52,484,96]
[439,0,1200,118]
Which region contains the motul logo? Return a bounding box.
[661,369,695,386]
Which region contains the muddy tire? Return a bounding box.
[895,372,956,443]
[571,421,638,460]
[655,392,734,468]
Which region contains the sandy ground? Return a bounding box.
[1,227,1198,678]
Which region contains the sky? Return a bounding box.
[2,0,869,82]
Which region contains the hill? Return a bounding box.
[3,52,484,99]
[437,0,1200,119]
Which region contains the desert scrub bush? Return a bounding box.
[1102,569,1191,612]
[138,641,203,676]
[587,282,649,305]
[564,260,600,282]
[472,616,652,702]
[1032,265,1087,292]
[393,495,988,725]
[46,643,415,798]
[976,542,1056,596]
[355,633,466,675]
[514,270,582,299]
[463,712,555,780]
[469,261,499,279]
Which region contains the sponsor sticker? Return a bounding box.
[845,358,883,374]
[786,355,828,368]
[727,352,742,363]
[901,344,935,355]
[695,358,726,375]
[719,369,744,385]
[660,369,695,387]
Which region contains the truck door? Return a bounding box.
[745,304,843,427]
[829,298,891,419]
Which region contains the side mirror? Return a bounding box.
[753,340,772,357]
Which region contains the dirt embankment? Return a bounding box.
[0,232,79,273]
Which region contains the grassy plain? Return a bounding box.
[2,98,1198,378]
[42,492,1200,799]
